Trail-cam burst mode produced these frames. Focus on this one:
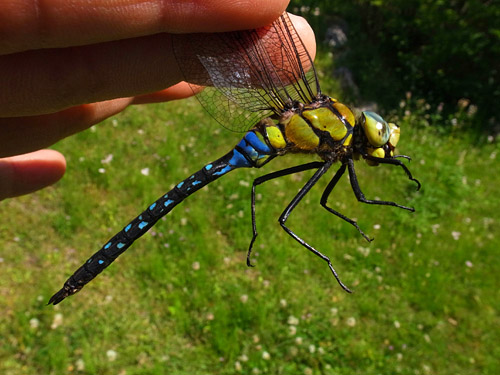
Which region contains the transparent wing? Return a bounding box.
[173,12,320,132]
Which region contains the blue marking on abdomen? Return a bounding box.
[117,243,125,249]
[149,202,156,210]
[104,242,111,249]
[205,164,213,171]
[177,181,184,188]
[164,199,174,207]
[237,139,259,160]
[98,260,104,265]
[124,224,131,232]
[138,221,148,230]
[229,149,251,168]
[192,180,201,186]
[244,132,271,154]
[213,165,233,176]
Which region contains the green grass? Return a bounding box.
[1,89,499,374]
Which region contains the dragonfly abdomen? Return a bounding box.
[49,128,278,305]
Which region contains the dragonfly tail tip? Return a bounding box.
[48,288,70,305]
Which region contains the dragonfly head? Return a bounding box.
[355,111,400,166]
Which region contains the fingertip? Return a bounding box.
[288,13,316,61]
[0,150,67,200]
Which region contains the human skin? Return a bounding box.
[0,0,316,200]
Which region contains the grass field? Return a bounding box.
[1,77,499,373]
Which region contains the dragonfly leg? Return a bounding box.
[347,158,415,212]
[247,161,325,267]
[364,153,421,190]
[320,163,373,242]
[277,160,353,293]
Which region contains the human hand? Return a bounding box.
[0,0,315,200]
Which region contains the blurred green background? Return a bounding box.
[1,1,498,374]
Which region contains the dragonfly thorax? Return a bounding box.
[278,97,356,160]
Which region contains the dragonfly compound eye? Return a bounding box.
[361,111,390,147]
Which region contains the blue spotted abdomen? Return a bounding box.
[50,129,277,303]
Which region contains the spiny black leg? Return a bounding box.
[248,161,325,267]
[394,154,411,162]
[277,160,353,293]
[320,163,373,242]
[363,153,421,190]
[347,158,415,212]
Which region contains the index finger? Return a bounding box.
[0,0,290,54]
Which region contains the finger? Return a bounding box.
[0,15,315,117]
[0,82,203,158]
[1,0,289,54]
[131,82,196,105]
[290,14,316,62]
[0,98,133,158]
[0,150,66,200]
[0,34,178,117]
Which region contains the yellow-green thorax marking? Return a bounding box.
[252,98,356,163]
[282,98,355,155]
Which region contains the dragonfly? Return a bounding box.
[49,12,420,305]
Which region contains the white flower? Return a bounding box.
[101,154,113,164]
[51,313,63,329]
[140,167,150,176]
[346,317,356,327]
[288,315,299,325]
[262,351,270,360]
[29,318,39,329]
[240,295,248,303]
[191,261,200,270]
[357,246,370,257]
[76,358,85,371]
[234,361,242,371]
[106,350,117,361]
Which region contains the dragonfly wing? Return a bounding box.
[173,12,320,132]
